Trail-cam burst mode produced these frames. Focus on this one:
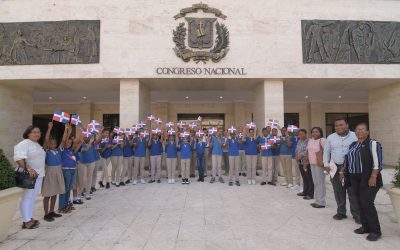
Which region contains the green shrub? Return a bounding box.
[0,149,16,190]
[393,158,400,189]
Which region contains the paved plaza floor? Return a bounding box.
[1,169,399,250]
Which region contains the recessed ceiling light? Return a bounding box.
[48,96,53,100]
[82,96,87,100]
[185,96,189,99]
[305,95,309,99]
[338,95,342,99]
[219,96,223,99]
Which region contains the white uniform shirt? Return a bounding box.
[14,139,46,177]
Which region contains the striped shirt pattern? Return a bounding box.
[346,139,383,174]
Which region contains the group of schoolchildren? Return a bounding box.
[40,119,303,222]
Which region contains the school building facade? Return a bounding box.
[0,0,399,166]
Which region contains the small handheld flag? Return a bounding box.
[140,130,149,138]
[167,129,176,135]
[246,122,256,129]
[208,127,218,135]
[151,128,161,134]
[287,125,299,133]
[166,121,174,128]
[269,136,281,144]
[125,128,134,136]
[87,124,100,135]
[101,137,109,144]
[53,111,70,124]
[197,116,202,122]
[177,121,186,128]
[81,128,91,138]
[267,119,279,127]
[138,121,146,128]
[70,114,82,126]
[260,142,271,151]
[189,122,197,130]
[196,131,205,137]
[112,135,123,144]
[113,126,121,134]
[155,118,163,125]
[179,131,190,138]
[228,126,237,134]
[147,114,155,121]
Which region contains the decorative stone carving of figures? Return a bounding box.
[305,21,334,63]
[350,22,374,63]
[0,25,12,64]
[10,29,37,64]
[83,25,97,62]
[384,29,400,62]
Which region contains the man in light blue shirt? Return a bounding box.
[323,118,360,223]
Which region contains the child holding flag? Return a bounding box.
[110,131,124,187]
[133,129,148,185]
[164,129,179,184]
[242,126,259,185]
[148,130,163,183]
[78,129,96,200]
[178,135,193,184]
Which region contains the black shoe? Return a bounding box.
[43,214,54,222]
[210,177,215,183]
[204,174,207,177]
[256,172,260,176]
[366,232,381,241]
[89,191,93,196]
[297,192,305,196]
[90,187,96,192]
[267,181,276,186]
[218,177,225,183]
[119,182,125,186]
[85,196,91,200]
[260,182,266,186]
[311,203,325,208]
[111,182,116,186]
[303,196,312,200]
[99,181,105,188]
[48,212,62,218]
[149,180,155,183]
[235,181,240,186]
[178,174,182,178]
[157,180,161,183]
[242,173,246,177]
[73,200,84,205]
[229,181,233,186]
[190,174,195,178]
[116,183,120,187]
[354,227,370,234]
[186,179,190,184]
[182,179,185,184]
[200,178,204,182]
[333,214,347,220]
[125,180,131,184]
[106,182,110,189]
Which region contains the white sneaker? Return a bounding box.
[291,185,299,190]
[281,182,288,186]
[168,179,172,184]
[252,179,256,185]
[248,179,252,185]
[140,179,145,184]
[172,179,175,184]
[287,184,294,188]
[132,179,137,185]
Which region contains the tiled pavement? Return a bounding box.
[1,169,399,250]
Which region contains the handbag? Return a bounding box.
[316,139,324,167]
[15,160,37,189]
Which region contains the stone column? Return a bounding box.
[0,84,33,162]
[78,101,94,125]
[150,101,169,125]
[253,79,284,130]
[234,101,246,127]
[120,79,149,127]
[307,101,325,135]
[369,83,400,166]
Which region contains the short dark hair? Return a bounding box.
[22,125,40,139]
[355,122,369,130]
[298,129,307,134]
[262,128,267,131]
[311,127,324,138]
[334,118,348,124]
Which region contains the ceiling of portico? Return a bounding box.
[0,78,398,104]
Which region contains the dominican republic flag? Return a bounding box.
[53,111,70,124]
[151,128,161,134]
[167,129,176,135]
[138,121,146,127]
[147,114,155,121]
[246,122,256,129]
[113,126,121,134]
[101,137,109,144]
[260,142,271,151]
[267,119,279,127]
[197,116,202,122]
[189,122,197,129]
[177,121,186,128]
[140,130,149,138]
[155,118,163,125]
[179,131,190,138]
[228,126,237,134]
[70,114,82,126]
[239,132,243,138]
[131,125,139,132]
[269,136,281,144]
[166,121,174,128]
[125,128,134,136]
[112,135,123,144]
[81,128,91,138]
[208,127,218,135]
[87,124,99,135]
[196,131,204,137]
[89,120,100,127]
[287,125,299,133]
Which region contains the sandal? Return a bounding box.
[31,218,40,226]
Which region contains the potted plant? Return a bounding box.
[0,149,23,242]
[385,158,400,224]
